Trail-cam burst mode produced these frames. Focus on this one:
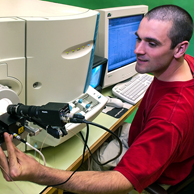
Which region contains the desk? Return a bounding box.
[0,92,140,194]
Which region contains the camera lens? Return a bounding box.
[7,104,18,115]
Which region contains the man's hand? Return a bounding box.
[0,133,133,194]
[0,132,42,182]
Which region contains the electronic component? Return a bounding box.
[7,102,70,129]
[0,113,25,144]
[95,5,148,88]
[106,96,123,108]
[112,73,154,105]
[90,55,107,92]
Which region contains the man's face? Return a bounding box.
[134,17,176,78]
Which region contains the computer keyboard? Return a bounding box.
[112,73,154,105]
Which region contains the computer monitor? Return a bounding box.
[95,5,148,88]
[90,55,107,92]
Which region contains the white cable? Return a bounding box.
[26,142,46,166]
[0,164,24,194]
[40,134,49,161]
[13,133,46,166]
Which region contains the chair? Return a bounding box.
[144,168,194,194]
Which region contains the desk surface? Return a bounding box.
[0,93,140,194]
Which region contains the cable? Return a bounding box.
[0,133,48,194]
[79,119,123,165]
[12,133,46,166]
[79,131,113,166]
[68,117,123,165]
[68,130,91,170]
[70,119,123,166]
[44,118,123,189]
[39,134,49,163]
[26,142,46,166]
[0,164,24,194]
[44,123,90,189]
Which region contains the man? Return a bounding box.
[0,4,194,194]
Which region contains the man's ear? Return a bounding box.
[174,41,189,58]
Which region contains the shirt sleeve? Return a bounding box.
[114,119,181,193]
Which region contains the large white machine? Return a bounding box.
[0,0,107,149]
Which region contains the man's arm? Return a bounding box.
[0,133,133,194]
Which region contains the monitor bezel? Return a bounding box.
[95,5,148,88]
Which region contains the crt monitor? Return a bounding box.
[95,5,148,88]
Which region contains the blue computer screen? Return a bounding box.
[108,14,143,72]
[90,64,103,88]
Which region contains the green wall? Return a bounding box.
[44,0,194,56]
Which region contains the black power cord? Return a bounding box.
[79,120,123,166]
[42,119,123,191]
[46,123,90,188]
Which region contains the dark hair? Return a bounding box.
[145,5,193,49]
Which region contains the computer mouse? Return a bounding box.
[106,96,123,108]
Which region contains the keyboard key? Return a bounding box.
[112,74,154,105]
